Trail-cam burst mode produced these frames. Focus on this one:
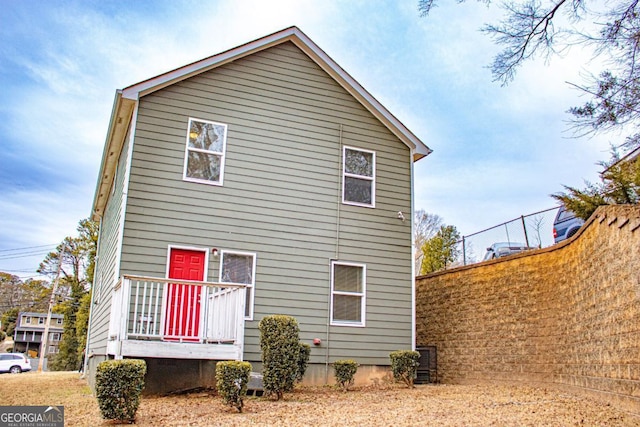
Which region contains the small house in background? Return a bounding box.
[86,26,431,394]
[13,312,64,358]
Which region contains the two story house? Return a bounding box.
[86,26,431,393]
[13,312,64,358]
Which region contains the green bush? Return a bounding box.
[389,350,420,388]
[216,360,252,413]
[259,315,300,400]
[296,342,311,382]
[95,359,146,422]
[333,359,358,391]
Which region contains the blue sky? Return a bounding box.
[0,0,616,278]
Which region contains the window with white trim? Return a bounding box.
[219,251,256,320]
[330,261,366,326]
[342,146,375,207]
[183,118,227,185]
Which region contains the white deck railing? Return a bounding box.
[111,275,246,345]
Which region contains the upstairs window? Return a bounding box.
[219,251,256,320]
[342,147,375,207]
[183,118,227,185]
[330,261,366,327]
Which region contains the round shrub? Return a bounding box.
[216,360,252,413]
[389,350,420,388]
[95,359,146,422]
[333,359,358,391]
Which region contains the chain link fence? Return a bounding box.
[457,206,560,266]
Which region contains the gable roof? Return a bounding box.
[92,26,431,220]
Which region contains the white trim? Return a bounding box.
[342,146,376,208]
[114,103,138,282]
[218,250,257,321]
[182,118,227,186]
[410,149,416,351]
[120,339,243,360]
[330,261,366,327]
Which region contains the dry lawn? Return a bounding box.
[0,371,637,426]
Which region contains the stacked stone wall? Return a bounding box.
[416,205,640,414]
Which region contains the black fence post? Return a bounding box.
[521,215,530,247]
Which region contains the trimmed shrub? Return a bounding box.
[216,360,252,413]
[389,350,420,388]
[259,315,300,400]
[333,359,358,391]
[95,359,146,422]
[296,342,311,382]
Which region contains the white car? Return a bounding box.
[0,353,32,373]
[483,242,532,261]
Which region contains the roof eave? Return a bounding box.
[91,91,136,220]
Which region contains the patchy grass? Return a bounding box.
[0,372,636,426]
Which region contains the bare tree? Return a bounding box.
[414,210,444,272]
[419,0,640,150]
[528,215,546,248]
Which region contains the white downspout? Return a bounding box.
[410,149,416,351]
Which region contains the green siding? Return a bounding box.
[89,134,131,353]
[119,42,413,366]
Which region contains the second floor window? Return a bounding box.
[342,147,375,207]
[183,118,227,186]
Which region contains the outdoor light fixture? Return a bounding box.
[212,248,219,257]
[313,338,321,346]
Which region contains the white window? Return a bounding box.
[219,251,256,320]
[56,318,63,325]
[183,118,227,185]
[38,317,45,325]
[49,333,61,341]
[23,316,31,324]
[342,146,375,207]
[330,261,366,326]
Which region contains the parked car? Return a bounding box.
[483,242,532,261]
[0,353,31,374]
[553,205,584,243]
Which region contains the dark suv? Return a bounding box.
[553,205,584,243]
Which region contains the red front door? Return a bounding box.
[164,248,206,341]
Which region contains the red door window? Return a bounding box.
[164,248,206,341]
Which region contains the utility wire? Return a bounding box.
[0,250,53,260]
[0,244,57,253]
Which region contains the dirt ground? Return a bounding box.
[0,372,637,426]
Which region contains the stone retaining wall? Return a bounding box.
[416,205,640,414]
